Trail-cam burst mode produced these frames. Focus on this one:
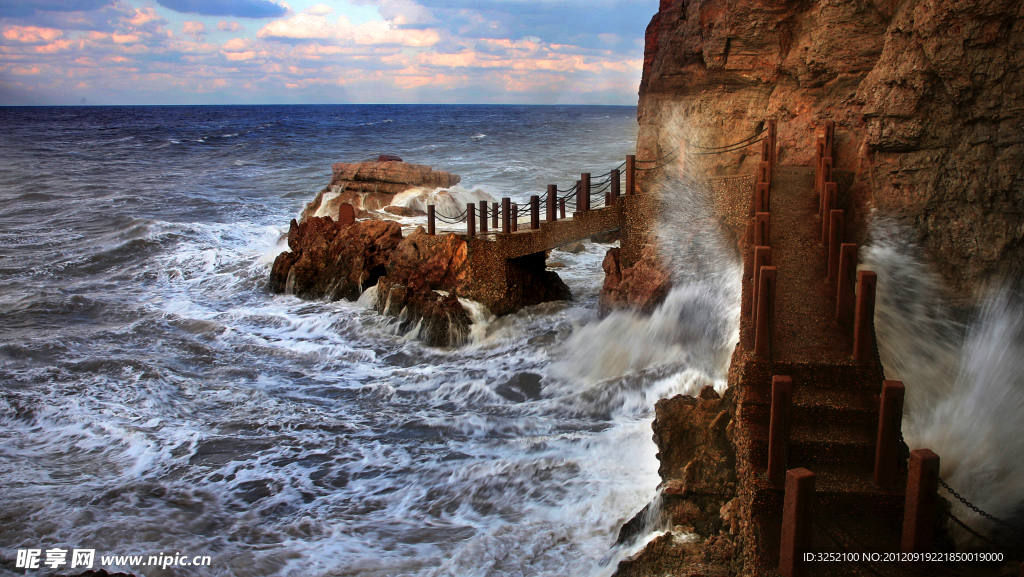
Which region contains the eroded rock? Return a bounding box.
[598,245,671,316]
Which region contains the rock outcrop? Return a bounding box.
[300,160,462,221]
[639,0,1024,301]
[270,200,572,345]
[269,214,472,346]
[599,244,671,316]
[613,386,740,576]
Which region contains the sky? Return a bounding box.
[0,0,658,105]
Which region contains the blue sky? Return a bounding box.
[0,0,657,105]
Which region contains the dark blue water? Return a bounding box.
[0,105,725,577]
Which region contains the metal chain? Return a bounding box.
[938,480,1024,543]
[692,136,764,156]
[690,127,767,151]
[635,147,678,165]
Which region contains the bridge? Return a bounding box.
[422,153,668,315]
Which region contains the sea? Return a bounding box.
[0,105,740,577]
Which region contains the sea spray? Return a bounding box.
[390,187,497,217]
[547,116,745,564]
[864,217,1024,545]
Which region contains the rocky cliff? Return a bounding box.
[639,0,1024,300]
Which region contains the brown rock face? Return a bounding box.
[599,245,672,316]
[613,386,739,576]
[269,217,470,346]
[270,216,402,300]
[640,0,1024,300]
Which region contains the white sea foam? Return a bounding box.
[864,217,1024,545]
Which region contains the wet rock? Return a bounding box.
[590,229,621,243]
[269,216,402,300]
[495,372,543,402]
[598,245,671,316]
[653,386,735,498]
[383,205,426,217]
[377,154,402,162]
[557,241,586,254]
[612,386,739,577]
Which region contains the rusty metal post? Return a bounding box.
[559,198,566,219]
[754,266,777,357]
[756,182,770,214]
[605,190,611,207]
[626,155,635,195]
[821,182,836,245]
[511,203,518,232]
[547,185,557,222]
[466,203,476,237]
[779,468,815,577]
[761,135,771,163]
[758,161,772,187]
[836,243,858,325]
[902,449,940,554]
[501,197,510,235]
[492,202,499,230]
[818,157,834,221]
[825,119,835,160]
[479,200,488,233]
[580,173,591,212]
[828,210,844,284]
[768,375,793,485]
[755,212,770,247]
[530,195,540,230]
[875,380,906,488]
[611,168,620,205]
[427,205,435,235]
[768,118,778,167]
[814,135,826,196]
[752,246,771,318]
[853,270,877,361]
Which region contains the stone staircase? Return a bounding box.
[730,165,912,575]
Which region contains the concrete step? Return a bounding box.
[749,463,906,519]
[741,386,880,428]
[745,420,877,470]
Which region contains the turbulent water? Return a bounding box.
[0,105,739,576]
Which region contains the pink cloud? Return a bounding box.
[217,21,244,32]
[4,26,64,43]
[182,21,206,36]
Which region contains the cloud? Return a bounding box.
[257,12,439,46]
[182,21,206,36]
[155,0,289,19]
[0,0,110,18]
[3,25,64,43]
[305,4,333,16]
[376,0,435,27]
[0,0,649,105]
